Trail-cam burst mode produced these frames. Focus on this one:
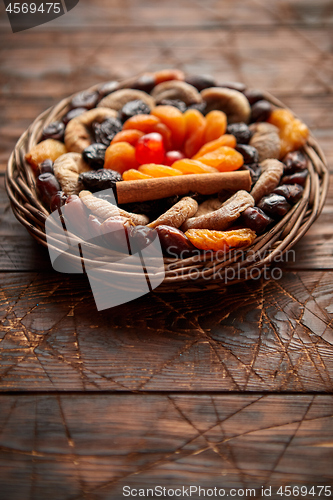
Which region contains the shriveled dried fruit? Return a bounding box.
[104,142,139,174]
[154,69,185,84]
[53,152,90,195]
[79,190,149,225]
[242,163,261,185]
[78,168,122,192]
[37,173,61,207]
[185,228,256,251]
[258,194,291,219]
[93,117,123,146]
[65,108,118,153]
[282,150,308,174]
[71,90,99,110]
[25,139,68,172]
[204,110,227,143]
[243,89,265,105]
[194,198,222,217]
[273,184,304,204]
[130,74,156,93]
[39,159,54,175]
[151,105,186,149]
[250,100,272,123]
[122,114,172,150]
[155,225,197,258]
[98,81,118,98]
[98,89,155,112]
[119,99,151,122]
[195,146,244,172]
[182,190,255,231]
[250,158,284,203]
[159,99,187,113]
[268,108,309,158]
[185,74,216,92]
[218,81,246,93]
[240,206,273,234]
[138,164,183,177]
[128,225,156,253]
[235,144,259,164]
[50,191,67,212]
[148,196,198,229]
[100,216,133,253]
[281,170,308,186]
[226,122,252,144]
[152,81,202,105]
[123,169,152,181]
[249,122,281,162]
[82,143,107,170]
[192,134,237,159]
[201,87,251,124]
[172,159,218,174]
[42,121,65,142]
[183,108,206,157]
[62,107,86,126]
[111,129,145,147]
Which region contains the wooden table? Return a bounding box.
[0,1,333,498]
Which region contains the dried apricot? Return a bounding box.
[151,105,186,149]
[268,109,309,158]
[123,169,152,181]
[123,114,172,150]
[192,134,237,159]
[204,110,227,143]
[195,146,244,172]
[25,139,67,171]
[104,142,139,174]
[111,129,144,147]
[138,164,183,177]
[154,69,185,84]
[185,228,256,251]
[172,159,218,174]
[183,109,206,157]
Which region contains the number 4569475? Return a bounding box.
[277,486,331,497]
[6,3,61,14]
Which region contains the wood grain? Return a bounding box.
[0,394,332,499]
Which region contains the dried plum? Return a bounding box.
[98,81,118,99]
[185,74,216,91]
[78,169,122,192]
[119,99,151,122]
[240,206,273,234]
[250,100,272,123]
[159,99,187,113]
[243,89,265,105]
[42,121,65,142]
[258,194,291,219]
[282,150,307,175]
[273,184,304,204]
[71,90,99,110]
[62,107,86,126]
[187,102,207,114]
[236,144,259,164]
[93,117,123,146]
[82,143,107,170]
[131,74,156,93]
[226,122,252,144]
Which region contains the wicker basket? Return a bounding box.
[5,77,329,293]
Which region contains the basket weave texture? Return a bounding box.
[5,79,329,292]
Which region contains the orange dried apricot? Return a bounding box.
[123,114,172,150]
[268,109,309,158]
[172,159,218,174]
[151,105,186,149]
[204,110,227,143]
[192,134,237,159]
[25,139,67,171]
[122,169,152,181]
[183,109,207,157]
[104,142,138,174]
[195,146,244,172]
[154,69,185,84]
[111,129,144,147]
[185,228,256,251]
[138,164,183,177]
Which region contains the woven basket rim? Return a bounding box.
[5,76,330,292]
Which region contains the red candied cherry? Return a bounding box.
[164,150,186,166]
[135,132,165,164]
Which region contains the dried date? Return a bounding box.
[258,194,291,219]
[155,225,197,258]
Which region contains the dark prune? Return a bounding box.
[240,206,273,234]
[226,122,252,144]
[258,194,291,219]
[36,173,61,206]
[62,107,86,125]
[185,74,216,91]
[93,117,123,146]
[71,90,99,110]
[82,143,107,170]
[128,225,156,253]
[119,100,151,123]
[273,184,304,204]
[155,225,197,258]
[50,191,67,212]
[281,170,308,186]
[78,169,122,192]
[218,81,246,93]
[236,144,259,164]
[42,121,65,142]
[187,102,207,114]
[250,100,272,123]
[282,150,307,175]
[243,89,264,105]
[241,163,261,185]
[98,81,118,99]
[159,99,187,113]
[131,74,156,93]
[39,159,54,175]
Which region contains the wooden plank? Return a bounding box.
[0,394,332,499]
[0,270,333,392]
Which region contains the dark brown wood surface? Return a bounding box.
[0,0,333,498]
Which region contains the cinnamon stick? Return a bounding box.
[116,171,251,204]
